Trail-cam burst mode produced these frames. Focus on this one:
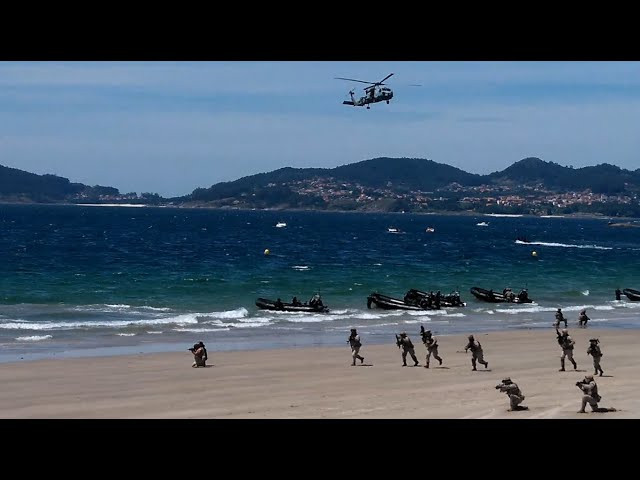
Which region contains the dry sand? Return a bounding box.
[1,327,638,418]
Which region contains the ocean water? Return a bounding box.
[1,204,639,362]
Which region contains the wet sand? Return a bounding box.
[0,327,638,418]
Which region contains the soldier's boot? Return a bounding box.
[559,359,565,371]
[471,358,477,371]
[351,362,356,366]
[359,356,364,364]
[438,357,443,366]
[598,366,604,376]
[402,363,407,367]
[571,360,578,370]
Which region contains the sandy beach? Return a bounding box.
[1,327,638,419]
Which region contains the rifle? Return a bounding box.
[395,334,402,349]
[555,327,564,346]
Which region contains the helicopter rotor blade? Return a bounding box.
[335,77,376,85]
[379,73,394,84]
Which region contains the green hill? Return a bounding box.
[0,164,119,203]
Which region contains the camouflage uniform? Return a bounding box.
[578,309,590,327]
[587,338,604,376]
[420,328,443,368]
[464,335,488,371]
[348,329,365,366]
[398,332,419,366]
[555,309,567,328]
[557,329,577,371]
[191,343,207,367]
[578,375,601,413]
[496,377,526,411]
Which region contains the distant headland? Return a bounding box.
[2,157,640,217]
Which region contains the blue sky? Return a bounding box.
[1,61,639,197]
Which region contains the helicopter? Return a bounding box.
[335,73,395,109]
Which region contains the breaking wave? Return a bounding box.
[515,240,612,250]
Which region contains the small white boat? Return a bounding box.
[477,222,489,227]
[275,222,287,228]
[388,227,400,233]
[425,227,435,233]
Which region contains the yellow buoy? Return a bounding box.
[264,248,270,255]
[532,251,538,257]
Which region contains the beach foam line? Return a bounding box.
[74,304,172,313]
[173,327,231,333]
[0,312,207,331]
[495,304,614,314]
[230,321,274,328]
[116,333,136,336]
[15,335,52,341]
[515,240,613,250]
[406,310,435,316]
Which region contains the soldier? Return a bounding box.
[396,332,420,367]
[495,377,527,411]
[576,375,602,413]
[190,341,207,368]
[347,328,365,366]
[587,338,604,376]
[556,327,578,371]
[419,326,443,368]
[578,309,590,328]
[554,308,567,328]
[464,334,488,371]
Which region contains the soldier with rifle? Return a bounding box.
[495,377,527,411]
[396,332,420,367]
[556,327,577,371]
[464,334,488,371]
[347,328,365,366]
[420,325,443,368]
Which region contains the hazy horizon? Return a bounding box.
[2,61,639,197]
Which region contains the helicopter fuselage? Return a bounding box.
[343,87,393,107]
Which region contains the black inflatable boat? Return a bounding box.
[469,287,533,303]
[367,292,437,310]
[623,288,640,301]
[404,289,466,307]
[255,297,329,313]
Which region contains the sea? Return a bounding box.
[1,204,639,362]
